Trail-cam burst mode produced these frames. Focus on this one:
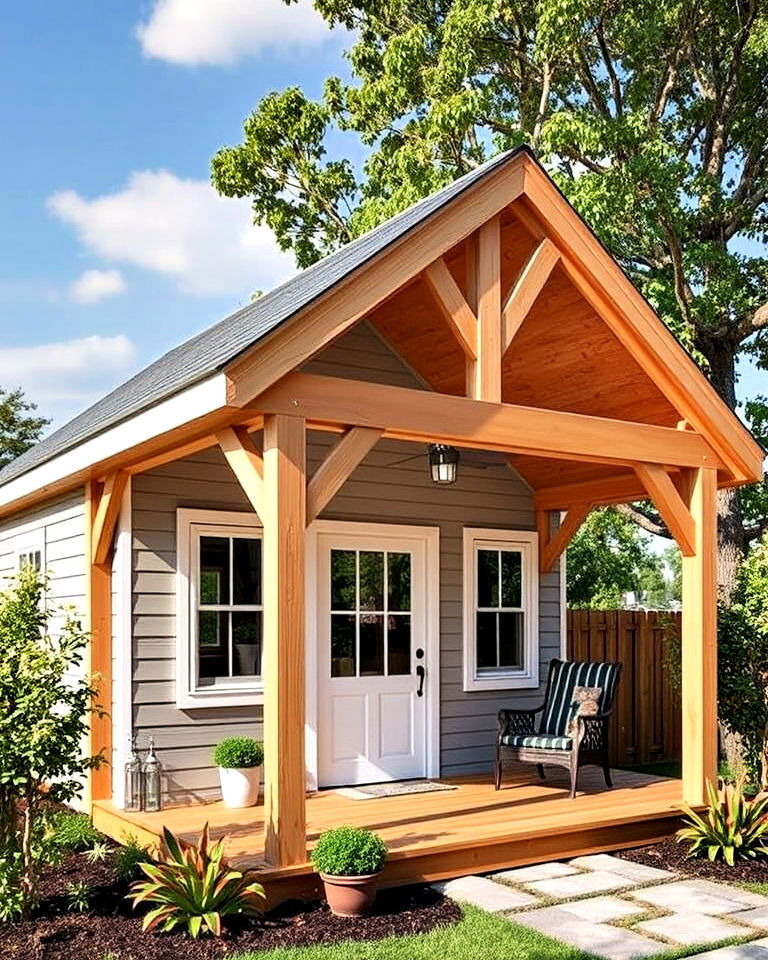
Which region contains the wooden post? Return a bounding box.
[262,414,307,866]
[680,466,718,806]
[474,217,502,402]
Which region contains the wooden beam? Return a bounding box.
[681,467,718,806]
[253,373,722,470]
[503,238,560,352]
[464,234,478,398]
[306,427,382,523]
[634,462,695,556]
[216,426,264,520]
[262,414,307,867]
[473,216,502,402]
[539,505,591,574]
[422,258,477,359]
[534,474,649,511]
[91,471,129,565]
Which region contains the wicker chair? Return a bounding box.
[495,658,623,798]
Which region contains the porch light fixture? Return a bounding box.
[428,444,459,485]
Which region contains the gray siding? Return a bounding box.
[131,322,561,802]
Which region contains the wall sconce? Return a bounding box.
[428,444,459,485]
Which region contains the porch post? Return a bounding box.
[262,413,307,866]
[680,466,718,807]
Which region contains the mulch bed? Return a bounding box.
[617,836,768,885]
[0,851,461,960]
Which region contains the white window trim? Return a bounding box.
[176,508,263,709]
[462,527,539,692]
[14,528,46,573]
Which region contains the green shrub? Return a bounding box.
[677,778,768,865]
[311,826,387,877]
[129,824,265,938]
[212,737,263,769]
[113,834,152,881]
[51,810,102,852]
[66,880,92,913]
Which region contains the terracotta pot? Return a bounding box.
[319,871,381,917]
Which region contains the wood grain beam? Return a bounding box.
[534,474,648,511]
[634,462,695,556]
[91,470,128,565]
[422,258,477,359]
[539,505,591,574]
[306,427,382,523]
[253,373,722,470]
[503,238,560,352]
[216,426,264,520]
[474,216,502,402]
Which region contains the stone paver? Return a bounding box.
[431,875,539,912]
[494,862,579,883]
[636,912,754,945]
[628,879,765,916]
[732,908,768,930]
[514,906,661,960]
[674,940,768,960]
[526,869,633,900]
[558,895,649,923]
[569,853,676,883]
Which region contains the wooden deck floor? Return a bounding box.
[93,767,685,905]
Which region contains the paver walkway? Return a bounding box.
[432,853,768,960]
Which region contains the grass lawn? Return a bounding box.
[233,905,597,960]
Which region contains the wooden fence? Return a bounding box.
[567,609,682,767]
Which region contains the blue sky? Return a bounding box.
[0,0,764,432]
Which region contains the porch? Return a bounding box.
[93,767,685,906]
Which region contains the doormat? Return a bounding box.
[336,779,458,801]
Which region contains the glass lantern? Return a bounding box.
[142,736,162,813]
[124,736,143,812]
[428,444,459,484]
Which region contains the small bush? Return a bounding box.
[66,880,92,913]
[129,824,265,938]
[51,810,102,852]
[677,778,768,865]
[213,737,263,769]
[311,826,387,877]
[113,835,152,881]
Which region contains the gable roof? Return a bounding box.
[0,148,519,489]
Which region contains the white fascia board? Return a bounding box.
[0,374,229,509]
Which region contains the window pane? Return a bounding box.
[388,614,411,675]
[359,551,384,611]
[476,611,498,670]
[498,612,524,668]
[200,537,229,605]
[232,611,262,677]
[331,550,356,610]
[501,551,522,607]
[387,552,411,612]
[198,611,228,680]
[477,550,499,607]
[233,538,261,605]
[331,614,356,677]
[359,614,384,675]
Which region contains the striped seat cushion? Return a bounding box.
[501,734,572,750]
[540,660,621,737]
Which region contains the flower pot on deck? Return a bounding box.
[319,871,381,917]
[218,765,261,808]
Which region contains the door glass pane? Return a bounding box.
[359,551,384,611]
[331,614,356,677]
[498,612,524,668]
[477,550,499,607]
[198,611,228,679]
[388,614,411,675]
[233,538,261,605]
[501,551,522,607]
[387,552,411,612]
[232,611,262,676]
[199,537,229,604]
[331,550,356,610]
[476,611,498,670]
[359,614,384,675]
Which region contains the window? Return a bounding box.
[15,532,45,573]
[176,509,263,708]
[462,529,538,691]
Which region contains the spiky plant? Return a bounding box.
[677,778,768,866]
[129,824,265,938]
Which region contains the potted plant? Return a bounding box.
[213,736,263,809]
[310,826,387,917]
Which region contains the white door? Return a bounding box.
[316,526,437,787]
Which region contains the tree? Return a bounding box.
[213,0,768,594]
[567,508,669,609]
[0,387,48,470]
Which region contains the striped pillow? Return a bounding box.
[540,660,619,737]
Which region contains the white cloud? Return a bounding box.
[136,0,331,66]
[47,170,293,297]
[70,268,126,304]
